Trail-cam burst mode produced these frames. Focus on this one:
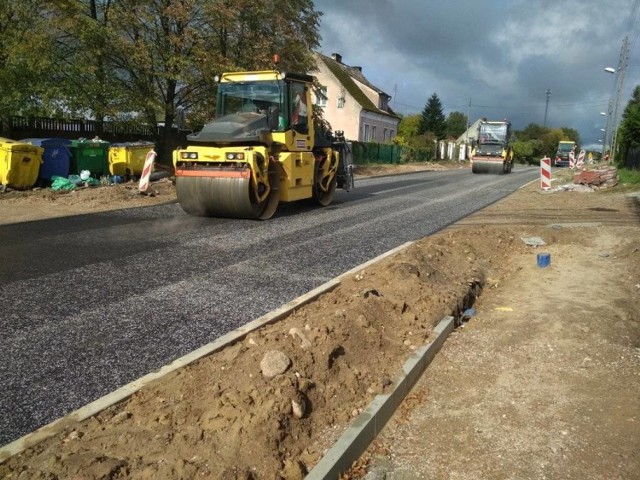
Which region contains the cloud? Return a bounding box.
[312,0,639,147]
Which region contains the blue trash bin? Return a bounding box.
[21,138,72,183]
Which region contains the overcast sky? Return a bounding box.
[312,0,640,149]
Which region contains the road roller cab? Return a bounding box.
[173,70,353,219]
[470,120,514,174]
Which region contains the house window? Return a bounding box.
[371,126,377,141]
[364,124,370,142]
[390,129,395,139]
[383,128,388,141]
[337,96,345,109]
[316,86,327,107]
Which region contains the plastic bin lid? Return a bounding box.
[110,141,155,147]
[71,138,111,147]
[0,139,43,152]
[20,138,73,147]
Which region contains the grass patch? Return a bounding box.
[618,168,640,184]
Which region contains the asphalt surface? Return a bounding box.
[0,166,538,446]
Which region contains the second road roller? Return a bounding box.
[173,69,353,219]
[470,120,514,174]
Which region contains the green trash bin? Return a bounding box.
[69,139,111,177]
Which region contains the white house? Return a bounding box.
[312,53,400,143]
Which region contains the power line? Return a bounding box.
[393,96,611,114]
[395,98,609,111]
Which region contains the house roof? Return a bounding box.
[315,53,400,119]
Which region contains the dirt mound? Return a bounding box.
[0,223,522,478]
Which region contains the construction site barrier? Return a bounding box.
[540,157,551,190]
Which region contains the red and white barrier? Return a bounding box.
[569,150,576,169]
[577,149,585,170]
[540,157,551,190]
[138,149,157,193]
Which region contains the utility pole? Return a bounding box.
[543,89,551,127]
[609,36,630,164]
[465,98,471,143]
[603,98,613,156]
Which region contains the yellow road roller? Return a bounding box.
[173,70,353,219]
[470,120,514,174]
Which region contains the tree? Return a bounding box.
[560,127,580,144]
[398,114,421,138]
[512,123,580,164]
[446,111,467,139]
[515,123,549,141]
[0,0,56,129]
[615,85,640,163]
[45,0,127,121]
[418,93,446,140]
[40,0,322,162]
[512,140,535,165]
[540,128,567,158]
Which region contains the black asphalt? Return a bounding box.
[0,166,538,446]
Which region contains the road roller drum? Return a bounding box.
[175,162,280,219]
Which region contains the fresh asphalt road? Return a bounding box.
[0,166,538,446]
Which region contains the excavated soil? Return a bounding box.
[0,163,639,480]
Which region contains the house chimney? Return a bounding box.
[331,53,342,63]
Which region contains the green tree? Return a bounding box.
[540,128,566,157]
[513,123,580,160]
[446,111,467,138]
[560,127,580,144]
[615,85,640,164]
[0,0,56,130]
[40,0,322,162]
[418,93,446,140]
[515,123,549,141]
[398,114,421,138]
[45,0,127,121]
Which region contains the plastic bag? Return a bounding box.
[50,176,76,191]
[84,177,100,187]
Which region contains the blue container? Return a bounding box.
[537,252,551,268]
[21,138,72,182]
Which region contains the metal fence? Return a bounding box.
[623,147,640,170]
[5,115,158,142]
[349,142,441,164]
[350,142,402,164]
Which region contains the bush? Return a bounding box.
[399,145,434,163]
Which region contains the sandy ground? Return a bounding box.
[0,162,639,480]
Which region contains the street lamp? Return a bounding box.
[604,67,616,74]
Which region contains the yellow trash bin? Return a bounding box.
[108,142,155,176]
[0,137,44,189]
